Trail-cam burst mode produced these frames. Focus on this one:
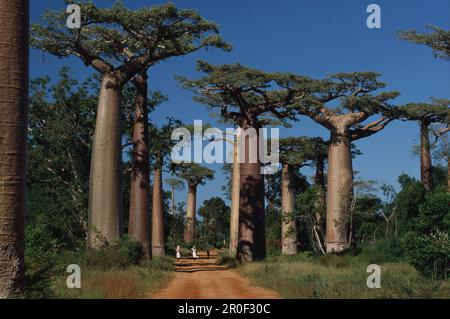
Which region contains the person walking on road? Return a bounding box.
[176,245,181,261]
[192,246,199,259]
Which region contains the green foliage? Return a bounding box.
[61,236,143,270]
[397,102,449,124]
[218,254,238,268]
[198,197,230,248]
[265,207,281,255]
[239,254,450,298]
[399,25,450,61]
[394,180,427,230]
[178,60,315,127]
[26,69,98,262]
[174,163,215,187]
[31,2,231,77]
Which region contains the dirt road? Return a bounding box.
[150,251,280,299]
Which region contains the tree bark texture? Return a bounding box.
[325,130,353,253]
[237,126,266,261]
[183,182,197,243]
[88,74,123,247]
[128,73,151,258]
[281,164,297,255]
[0,0,28,298]
[152,167,165,256]
[420,121,433,191]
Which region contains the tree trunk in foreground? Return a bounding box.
[152,167,165,256]
[128,73,150,258]
[420,121,433,191]
[88,74,123,247]
[229,139,240,255]
[237,126,266,261]
[183,182,197,243]
[0,0,28,298]
[281,164,297,255]
[325,130,353,253]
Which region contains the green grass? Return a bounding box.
[52,257,174,299]
[238,253,450,299]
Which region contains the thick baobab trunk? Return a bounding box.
[281,164,297,255]
[88,74,123,247]
[229,139,240,255]
[325,130,353,253]
[420,121,433,191]
[237,126,266,261]
[183,182,197,243]
[0,0,28,298]
[128,73,150,258]
[152,167,165,256]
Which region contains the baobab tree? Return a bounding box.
[128,76,168,259]
[179,61,313,261]
[278,137,312,255]
[397,102,449,191]
[295,72,399,253]
[31,2,230,247]
[277,137,329,255]
[175,163,214,243]
[148,118,183,256]
[0,0,29,298]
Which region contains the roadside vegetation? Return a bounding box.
[239,253,450,299]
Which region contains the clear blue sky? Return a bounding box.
[30,1,450,208]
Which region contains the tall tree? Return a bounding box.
[295,72,398,253]
[278,137,311,255]
[179,61,313,261]
[0,0,29,298]
[397,102,449,191]
[149,118,183,256]
[31,2,231,247]
[175,163,214,243]
[128,72,151,258]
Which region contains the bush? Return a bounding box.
[147,256,174,272]
[61,236,143,269]
[218,254,237,268]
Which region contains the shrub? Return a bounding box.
[218,254,237,268]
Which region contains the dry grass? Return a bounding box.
[238,254,450,299]
[53,263,173,299]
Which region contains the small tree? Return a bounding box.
[31,2,230,246]
[295,72,399,252]
[179,61,312,261]
[397,101,449,191]
[165,178,186,216]
[175,163,214,243]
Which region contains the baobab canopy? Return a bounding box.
[31,2,232,79]
[178,61,316,129]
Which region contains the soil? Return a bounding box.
[150,251,280,299]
